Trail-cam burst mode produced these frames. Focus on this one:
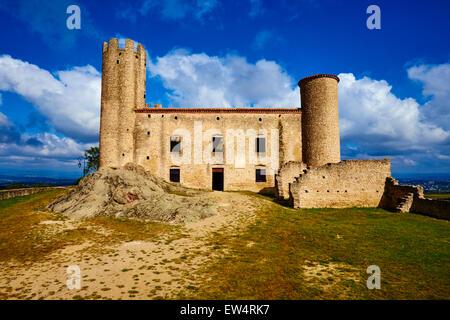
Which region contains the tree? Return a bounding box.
[83,146,99,175]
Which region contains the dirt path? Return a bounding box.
[0,191,261,300]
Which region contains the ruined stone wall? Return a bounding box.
[412,198,450,220]
[275,161,307,199]
[0,187,54,201]
[379,177,423,211]
[134,109,301,192]
[299,74,340,167]
[290,159,391,208]
[379,177,450,220]
[99,38,146,168]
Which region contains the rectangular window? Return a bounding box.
[212,136,223,153]
[256,168,266,182]
[170,136,182,153]
[255,137,266,153]
[170,168,180,183]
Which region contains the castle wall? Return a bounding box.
[379,177,450,220]
[299,75,340,166]
[412,198,450,220]
[134,109,302,192]
[290,159,391,208]
[275,161,307,199]
[379,177,424,211]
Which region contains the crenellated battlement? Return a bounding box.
[102,38,146,56]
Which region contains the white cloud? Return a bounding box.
[148,49,299,107]
[0,55,101,142]
[0,111,90,160]
[338,72,449,157]
[0,132,90,159]
[407,63,450,130]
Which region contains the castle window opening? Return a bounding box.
[256,137,266,154]
[170,168,180,183]
[259,118,262,122]
[216,116,220,121]
[147,131,150,136]
[147,114,151,118]
[174,116,178,120]
[116,60,119,64]
[212,136,223,154]
[170,136,182,154]
[256,168,266,182]
[146,156,150,160]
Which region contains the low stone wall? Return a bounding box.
[275,161,307,199]
[0,187,52,201]
[289,159,391,208]
[379,177,423,211]
[412,198,450,220]
[379,177,450,220]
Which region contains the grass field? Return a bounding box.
[183,193,450,299]
[0,189,449,300]
[425,192,450,201]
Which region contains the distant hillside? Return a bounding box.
[0,174,76,188]
[397,178,450,192]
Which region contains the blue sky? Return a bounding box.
[0,0,449,178]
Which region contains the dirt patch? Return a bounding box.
[303,260,361,293]
[0,191,260,300]
[47,163,217,224]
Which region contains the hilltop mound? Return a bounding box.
[48,163,217,224]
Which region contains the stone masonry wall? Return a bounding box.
[290,159,391,208]
[134,108,302,192]
[379,177,423,211]
[0,187,53,201]
[412,198,450,220]
[275,161,307,199]
[299,75,340,166]
[380,177,450,220]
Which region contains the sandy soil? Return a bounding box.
[0,191,259,300]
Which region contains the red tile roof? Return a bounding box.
[135,108,301,114]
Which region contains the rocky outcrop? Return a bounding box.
[48,163,217,224]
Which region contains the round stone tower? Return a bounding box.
[298,74,340,167]
[99,38,147,168]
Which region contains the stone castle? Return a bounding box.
[98,38,449,218]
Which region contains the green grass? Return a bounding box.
[2,189,449,300]
[0,193,40,211]
[425,192,450,201]
[185,193,450,300]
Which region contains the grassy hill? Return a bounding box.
[0,189,448,300]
